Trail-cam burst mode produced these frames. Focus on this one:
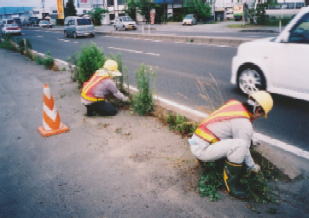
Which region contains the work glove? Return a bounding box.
[249,164,261,173]
[122,96,129,102]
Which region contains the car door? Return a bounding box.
[272,13,309,95]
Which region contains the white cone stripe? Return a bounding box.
[43,104,58,121]
[43,87,51,99]
[43,119,52,130]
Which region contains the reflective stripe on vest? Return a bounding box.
[195,100,252,143]
[81,73,110,102]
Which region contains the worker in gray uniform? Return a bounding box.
[189,91,273,199]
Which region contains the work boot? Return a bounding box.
[223,160,248,199]
[85,105,96,117]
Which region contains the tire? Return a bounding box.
[64,31,68,38]
[73,32,77,39]
[236,65,266,94]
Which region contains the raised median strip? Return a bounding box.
[37,27,250,46]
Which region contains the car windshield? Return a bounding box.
[77,19,92,25]
[184,14,193,19]
[122,16,133,22]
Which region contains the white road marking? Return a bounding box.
[58,38,70,43]
[36,35,43,38]
[108,46,160,56]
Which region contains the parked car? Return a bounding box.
[64,16,95,38]
[231,7,309,101]
[114,16,137,31]
[39,20,53,28]
[182,14,197,25]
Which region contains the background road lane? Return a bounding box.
[17,30,309,151]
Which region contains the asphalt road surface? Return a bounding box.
[15,29,309,152]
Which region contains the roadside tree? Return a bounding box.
[89,8,108,25]
[64,0,77,17]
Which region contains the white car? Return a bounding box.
[231,7,309,101]
[114,16,137,31]
[39,20,53,28]
[1,23,21,35]
[182,14,197,25]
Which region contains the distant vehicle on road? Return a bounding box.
[231,7,309,101]
[114,16,137,31]
[1,19,21,35]
[28,17,39,26]
[39,20,53,28]
[1,23,22,35]
[64,16,95,38]
[182,14,197,25]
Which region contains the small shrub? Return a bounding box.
[166,113,197,136]
[198,150,279,203]
[131,64,154,115]
[76,43,105,85]
[0,37,16,51]
[16,38,32,54]
[35,55,45,65]
[198,161,224,201]
[42,54,54,69]
[34,52,54,70]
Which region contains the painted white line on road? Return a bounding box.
[254,133,309,160]
[108,46,160,56]
[144,52,160,56]
[130,85,309,160]
[152,40,162,42]
[58,38,70,43]
[36,35,43,38]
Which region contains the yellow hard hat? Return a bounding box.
[250,91,273,117]
[97,59,122,77]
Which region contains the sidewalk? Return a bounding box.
[0,48,308,217]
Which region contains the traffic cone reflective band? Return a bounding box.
[38,84,69,137]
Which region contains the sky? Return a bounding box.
[0,0,61,8]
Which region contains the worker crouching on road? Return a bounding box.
[81,59,129,116]
[189,91,273,199]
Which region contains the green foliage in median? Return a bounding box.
[166,113,197,137]
[131,64,154,115]
[35,52,54,70]
[0,36,16,51]
[75,43,105,85]
[198,150,279,203]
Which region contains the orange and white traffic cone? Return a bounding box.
[38,84,69,137]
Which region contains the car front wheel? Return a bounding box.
[73,32,77,39]
[237,65,266,94]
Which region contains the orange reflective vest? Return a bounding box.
[195,100,252,144]
[81,72,110,102]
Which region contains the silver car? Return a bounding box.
[64,16,95,38]
[182,14,197,25]
[114,16,137,31]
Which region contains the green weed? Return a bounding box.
[35,52,54,70]
[76,43,105,85]
[0,36,16,51]
[131,64,154,115]
[166,113,197,137]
